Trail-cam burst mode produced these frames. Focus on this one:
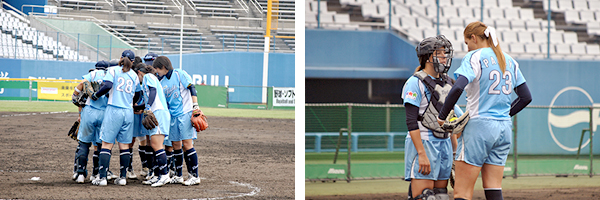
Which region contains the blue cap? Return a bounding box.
[144,53,159,65]
[95,60,109,70]
[121,50,135,62]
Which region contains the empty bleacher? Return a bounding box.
[0,10,89,61]
[307,0,600,60]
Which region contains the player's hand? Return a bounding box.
[91,93,99,101]
[418,152,431,175]
[437,117,445,126]
[193,102,199,111]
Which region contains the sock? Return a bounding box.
[119,149,131,178]
[166,150,173,172]
[128,148,134,172]
[93,149,100,176]
[76,142,91,176]
[184,148,199,177]
[174,149,183,177]
[139,146,147,169]
[99,149,111,179]
[73,145,80,173]
[155,149,168,176]
[484,189,503,200]
[455,199,467,200]
[147,146,155,176]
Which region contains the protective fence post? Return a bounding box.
[234,34,236,51]
[222,35,225,51]
[97,35,100,62]
[590,106,594,178]
[56,32,59,61]
[317,0,321,29]
[387,133,394,152]
[247,35,250,51]
[386,102,391,133]
[576,129,589,159]
[14,36,17,59]
[315,134,321,153]
[347,103,352,182]
[77,33,80,62]
[334,128,348,164]
[35,30,38,60]
[29,80,32,101]
[199,36,202,52]
[547,0,551,59]
[513,114,518,179]
[436,0,440,35]
[109,36,112,60]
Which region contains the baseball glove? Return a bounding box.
[142,110,158,130]
[71,92,88,107]
[82,79,96,97]
[441,110,470,134]
[191,109,208,132]
[68,120,79,141]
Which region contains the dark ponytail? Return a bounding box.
[120,57,132,72]
[152,56,173,71]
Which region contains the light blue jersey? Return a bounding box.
[103,66,142,109]
[142,74,168,112]
[82,70,108,110]
[454,48,526,120]
[402,74,465,140]
[160,69,194,117]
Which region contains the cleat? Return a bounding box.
[106,171,118,180]
[127,170,137,179]
[183,176,201,186]
[114,177,127,186]
[151,175,171,187]
[89,174,98,182]
[92,177,107,186]
[72,172,78,180]
[170,176,183,184]
[168,170,175,178]
[143,176,158,185]
[139,168,149,177]
[76,174,85,183]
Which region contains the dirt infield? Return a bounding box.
[306,186,600,199]
[0,112,295,199]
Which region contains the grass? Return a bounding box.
[0,101,295,119]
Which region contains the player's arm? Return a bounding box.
[406,103,430,175]
[509,82,532,116]
[188,84,199,110]
[91,80,113,100]
[438,75,468,122]
[145,86,157,110]
[133,91,142,104]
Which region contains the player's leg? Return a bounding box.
[410,179,435,200]
[170,140,184,184]
[138,137,149,177]
[432,138,453,200]
[433,180,450,200]
[481,120,512,200]
[182,139,199,185]
[113,109,135,186]
[75,141,92,183]
[150,134,170,187]
[91,144,100,181]
[94,106,120,186]
[127,137,137,179]
[453,161,481,200]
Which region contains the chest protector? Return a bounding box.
[414,70,454,139]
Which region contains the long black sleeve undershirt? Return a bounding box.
[146,86,157,108]
[132,91,141,105]
[438,75,468,120]
[510,82,532,116]
[405,103,420,131]
[94,81,113,97]
[188,84,197,96]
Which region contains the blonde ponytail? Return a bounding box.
[464,21,506,74]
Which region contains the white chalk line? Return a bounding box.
[178,180,261,200]
[1,169,261,199]
[1,111,69,118]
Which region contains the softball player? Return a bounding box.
[71,61,109,183]
[403,36,463,200]
[91,50,142,186]
[153,56,201,185]
[139,53,159,179]
[437,21,532,200]
[135,64,172,187]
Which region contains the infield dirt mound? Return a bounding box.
[0,112,295,199]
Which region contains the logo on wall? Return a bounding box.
[548,86,600,151]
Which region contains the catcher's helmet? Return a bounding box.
[109,59,119,66]
[415,35,454,74]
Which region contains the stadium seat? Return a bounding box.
[586,44,600,54]
[494,19,510,30]
[579,11,595,23]
[511,20,526,30]
[392,4,410,17]
[416,17,433,28]
[410,5,428,16]
[442,6,458,18]
[448,18,465,29]
[572,0,588,11]
[483,0,497,8]
[555,43,571,54]
[334,14,351,24]
[468,0,481,7]
[564,10,580,24]
[589,1,600,11]
[550,31,565,43]
[542,0,559,12]
[587,22,600,36]
[488,8,504,20]
[517,32,533,43]
[504,8,520,20]
[502,31,518,43]
[556,0,573,11]
[457,7,474,18]
[497,0,512,8]
[400,16,417,28]
[509,43,525,54]
[453,0,468,7]
[563,32,578,44]
[571,43,587,55]
[519,8,535,20]
[525,43,541,54]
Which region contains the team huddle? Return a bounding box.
[69,50,208,187]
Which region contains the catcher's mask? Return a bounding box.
[416,36,454,75]
[95,60,110,70]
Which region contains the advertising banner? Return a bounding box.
[37,81,79,101]
[273,87,295,107]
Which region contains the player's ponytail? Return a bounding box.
[152,56,173,71]
[120,57,133,72]
[464,21,506,74]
